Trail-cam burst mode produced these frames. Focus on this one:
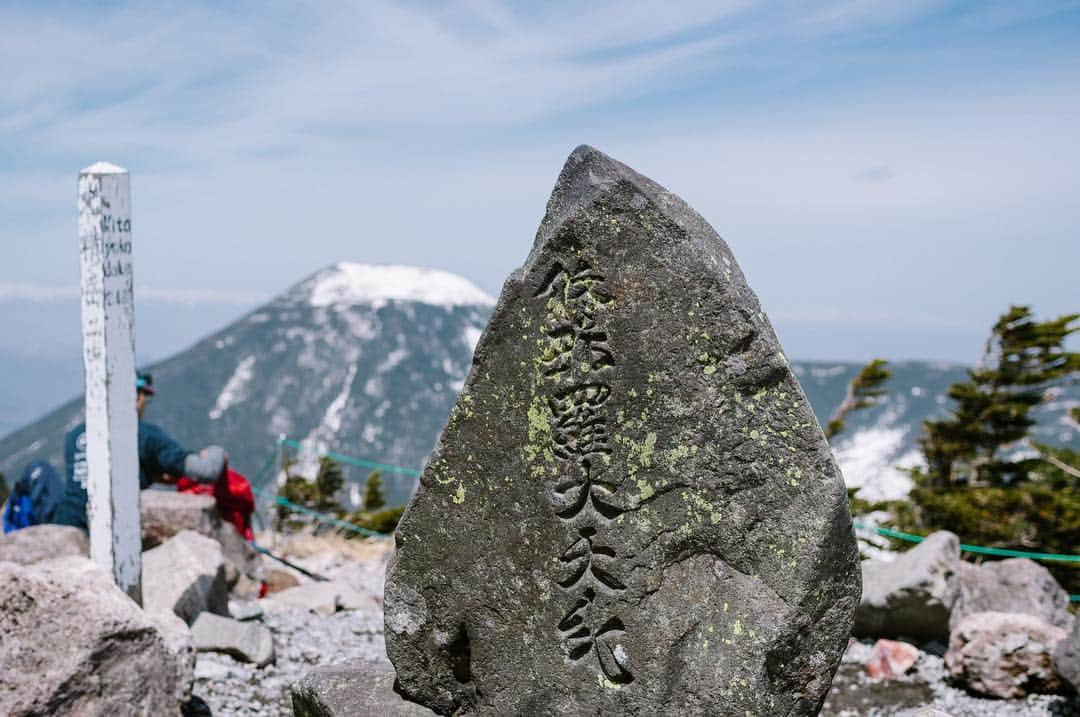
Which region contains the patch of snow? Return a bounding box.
[377,347,409,374]
[833,424,922,502]
[462,325,483,353]
[214,335,236,350]
[323,365,358,437]
[309,263,494,309]
[810,365,848,379]
[209,356,256,420]
[339,309,377,340]
[910,386,923,397]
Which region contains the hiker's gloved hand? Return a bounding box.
[184,445,227,483]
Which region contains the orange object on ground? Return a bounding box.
[177,467,255,541]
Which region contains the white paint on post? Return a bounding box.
[78,161,142,603]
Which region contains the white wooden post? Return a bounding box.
[78,162,141,603]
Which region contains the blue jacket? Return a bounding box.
[53,421,189,531]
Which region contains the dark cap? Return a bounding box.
[136,372,155,395]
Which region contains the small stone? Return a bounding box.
[262,580,375,616]
[866,639,921,680]
[265,568,301,594]
[192,612,275,667]
[229,599,264,621]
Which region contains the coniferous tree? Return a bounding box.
[825,359,892,440]
[892,305,1080,593]
[0,471,7,506]
[916,306,1079,487]
[363,471,386,511]
[314,456,346,515]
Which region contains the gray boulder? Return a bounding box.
[1054,615,1080,692]
[0,524,88,565]
[951,558,1073,632]
[191,611,275,667]
[385,145,860,715]
[141,489,261,579]
[855,531,961,643]
[262,580,376,617]
[0,557,180,716]
[292,661,435,717]
[142,529,229,624]
[946,611,1068,698]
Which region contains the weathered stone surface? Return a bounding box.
[265,567,302,594]
[866,639,921,680]
[385,145,860,715]
[952,558,1073,632]
[147,609,196,704]
[1052,615,1080,692]
[141,489,261,579]
[191,611,275,667]
[0,523,88,565]
[262,580,375,616]
[855,532,961,643]
[291,660,435,717]
[143,529,229,624]
[229,598,264,621]
[0,557,179,715]
[946,611,1067,698]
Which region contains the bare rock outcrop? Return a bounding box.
[0,556,181,716]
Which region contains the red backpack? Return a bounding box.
[177,467,255,541]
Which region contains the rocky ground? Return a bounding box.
[184,531,1078,717]
[190,532,397,717]
[823,640,1080,717]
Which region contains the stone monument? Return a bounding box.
[385,146,860,715]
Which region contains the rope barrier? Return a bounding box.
[278,437,421,477]
[853,521,1080,563]
[253,487,391,538]
[250,436,408,538]
[258,438,1080,598]
[853,521,1079,602]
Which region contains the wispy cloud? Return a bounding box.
[0,283,266,305]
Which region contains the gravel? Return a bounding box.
[189,535,1079,717]
[192,607,388,716]
[823,640,1080,717]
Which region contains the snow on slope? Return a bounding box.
[309,263,495,309]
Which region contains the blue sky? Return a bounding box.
[1,0,1078,362]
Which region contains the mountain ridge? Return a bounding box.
[1,264,1075,508]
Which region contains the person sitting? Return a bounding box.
[53,372,225,532]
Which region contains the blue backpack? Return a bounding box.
[2,460,64,533]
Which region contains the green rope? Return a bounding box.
[278,437,421,477]
[853,521,1080,563]
[252,486,390,538]
[853,521,1079,602]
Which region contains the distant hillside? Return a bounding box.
[0,263,492,506]
[1,264,1076,508]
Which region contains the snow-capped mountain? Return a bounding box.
[1,263,1075,509]
[0,263,493,506]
